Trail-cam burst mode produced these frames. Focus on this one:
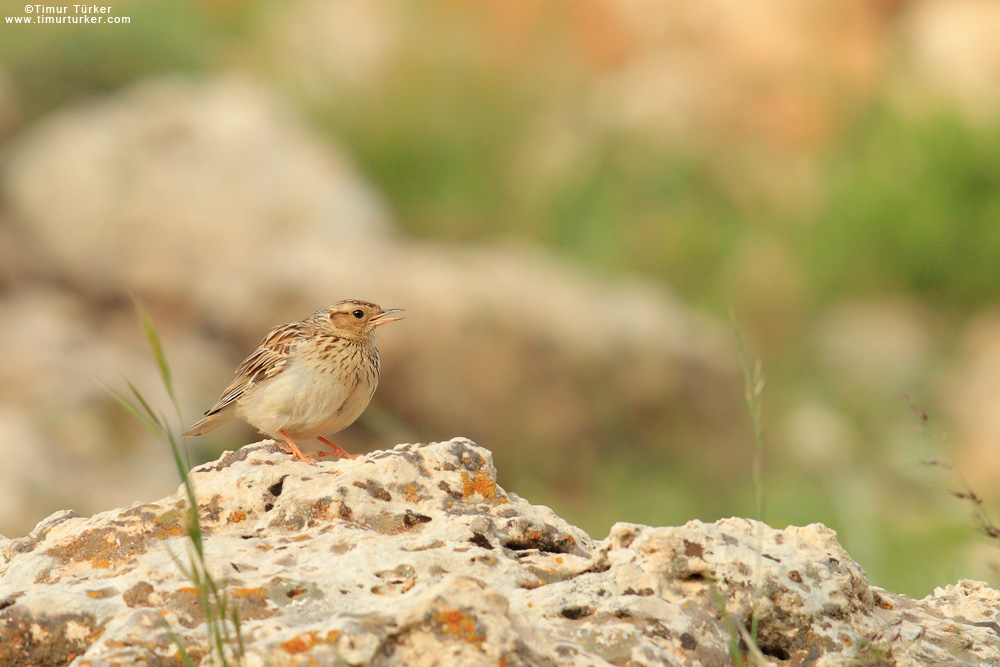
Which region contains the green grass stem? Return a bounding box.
[103,295,243,666]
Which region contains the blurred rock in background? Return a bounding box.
[0,76,736,543]
[1,0,999,595]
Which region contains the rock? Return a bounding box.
[1,438,995,666]
[0,77,738,503]
[896,0,1000,124]
[252,0,400,100]
[941,309,1000,495]
[0,75,392,317]
[0,285,236,537]
[816,299,931,397]
[0,74,739,541]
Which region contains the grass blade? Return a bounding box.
[730,310,765,523]
[132,292,179,409]
[102,296,243,666]
[730,310,768,649]
[99,380,164,438]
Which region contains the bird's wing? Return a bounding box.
[201,322,305,417]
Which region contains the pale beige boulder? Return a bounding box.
[1,438,995,666]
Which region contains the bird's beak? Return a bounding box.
[371,308,405,326]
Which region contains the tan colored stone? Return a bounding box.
[1,438,995,666]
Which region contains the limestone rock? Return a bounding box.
[0,75,392,315]
[0,286,234,536]
[253,0,400,100]
[898,0,1000,124]
[1,438,995,666]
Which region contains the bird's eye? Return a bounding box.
[352,309,364,319]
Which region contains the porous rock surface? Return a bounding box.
[0,438,996,666]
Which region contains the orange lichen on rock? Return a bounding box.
[280,631,318,654]
[403,483,421,503]
[85,589,115,599]
[434,608,485,646]
[280,630,340,654]
[460,471,507,504]
[151,513,184,539]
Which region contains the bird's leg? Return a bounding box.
[316,436,359,459]
[278,430,317,466]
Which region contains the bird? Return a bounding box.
[183,299,404,465]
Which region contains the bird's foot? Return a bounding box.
[317,436,359,459]
[278,430,317,466]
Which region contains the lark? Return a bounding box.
[184,300,404,465]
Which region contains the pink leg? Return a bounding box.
[316,436,359,459]
[278,430,316,466]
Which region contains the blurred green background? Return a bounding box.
[2,0,999,597]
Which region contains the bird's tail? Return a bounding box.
[182,412,229,437]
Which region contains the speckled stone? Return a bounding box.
[1,438,997,666]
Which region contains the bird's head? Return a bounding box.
[323,299,404,340]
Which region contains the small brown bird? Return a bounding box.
[184,300,404,465]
